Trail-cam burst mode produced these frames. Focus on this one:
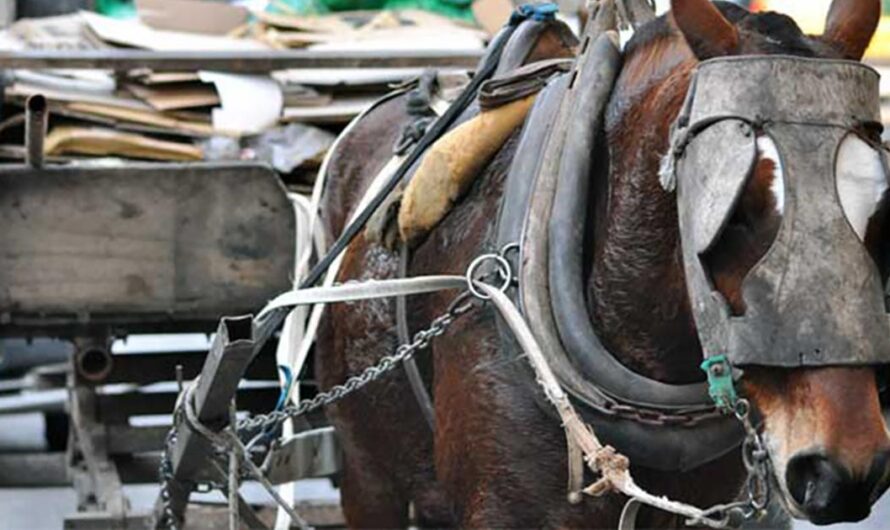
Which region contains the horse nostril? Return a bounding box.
[785,452,870,524]
[865,450,890,503]
[786,453,839,508]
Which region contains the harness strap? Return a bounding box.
[250,265,751,528]
[296,6,537,292]
[398,245,437,430]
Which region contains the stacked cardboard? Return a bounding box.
[0,0,485,178]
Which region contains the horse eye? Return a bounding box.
[836,135,888,241]
[757,135,785,216]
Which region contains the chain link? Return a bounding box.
[158,417,183,530]
[236,293,474,434]
[156,291,476,530]
[156,247,769,530]
[685,399,773,528]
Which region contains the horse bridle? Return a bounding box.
[665,55,890,375]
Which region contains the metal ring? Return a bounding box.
[734,398,750,421]
[466,253,512,300]
[499,242,520,259]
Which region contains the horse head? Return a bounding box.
[676,0,889,523]
[605,0,890,523]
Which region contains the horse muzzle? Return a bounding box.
[783,448,890,525]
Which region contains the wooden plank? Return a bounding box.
[69,501,345,530]
[0,163,294,332]
[108,424,170,455]
[0,452,166,487]
[0,452,69,486]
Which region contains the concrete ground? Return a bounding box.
[0,412,338,529]
[0,412,887,529]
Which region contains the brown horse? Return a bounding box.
[317,0,890,527]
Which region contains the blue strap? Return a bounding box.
[274,365,294,412]
[513,2,559,24]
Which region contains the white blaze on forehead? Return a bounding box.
[757,135,785,215]
[837,135,888,241]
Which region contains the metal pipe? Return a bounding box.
[0,49,483,73]
[25,94,47,168]
[75,346,114,383]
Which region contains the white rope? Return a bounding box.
[272,88,414,530]
[479,284,729,528]
[251,272,731,528]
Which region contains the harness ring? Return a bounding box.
[466,253,513,300]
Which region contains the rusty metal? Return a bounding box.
[24,94,47,168]
[155,316,259,529]
[74,339,114,383]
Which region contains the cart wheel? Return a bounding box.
[44,411,70,452]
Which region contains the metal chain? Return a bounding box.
[158,419,182,530]
[157,246,768,530]
[236,292,475,434]
[686,399,772,528]
[156,291,474,530]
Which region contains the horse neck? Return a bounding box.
[588,40,704,384]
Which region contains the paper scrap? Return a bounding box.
[198,72,283,135]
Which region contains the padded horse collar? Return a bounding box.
[495,33,743,472]
[396,15,579,432]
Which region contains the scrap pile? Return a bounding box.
[0,0,494,188]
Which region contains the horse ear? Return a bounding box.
[670,0,739,60]
[823,0,880,60]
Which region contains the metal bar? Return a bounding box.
[0,49,482,72]
[263,427,341,485]
[98,349,277,385]
[155,316,259,528]
[24,94,46,168]
[68,381,129,519]
[97,385,279,423]
[73,502,344,530]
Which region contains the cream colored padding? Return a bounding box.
[398,94,536,246]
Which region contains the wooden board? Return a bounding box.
[0,162,294,334]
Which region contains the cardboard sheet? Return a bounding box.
[282,95,376,124]
[44,126,204,161]
[65,102,218,137]
[126,82,220,111]
[82,11,268,51]
[136,0,249,35]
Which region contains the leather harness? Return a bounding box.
[391,6,744,472]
